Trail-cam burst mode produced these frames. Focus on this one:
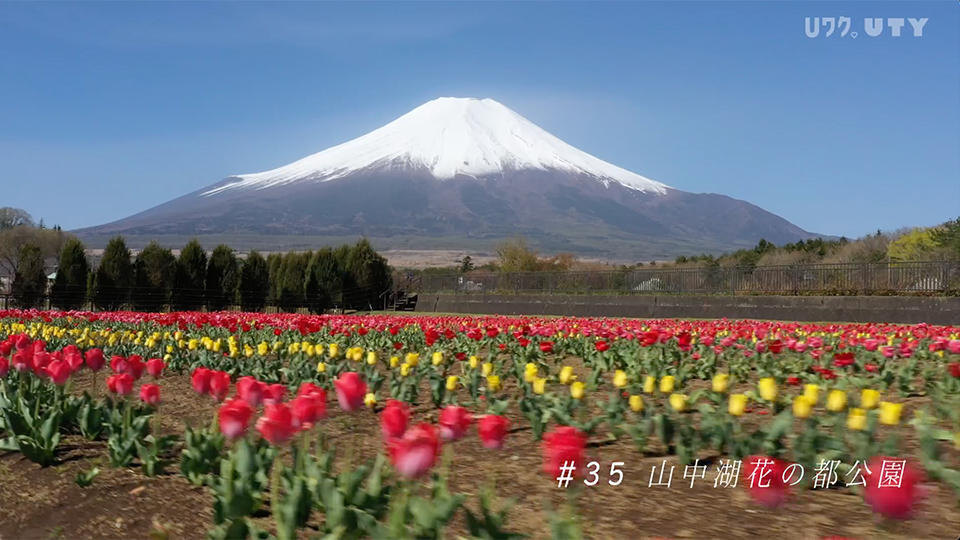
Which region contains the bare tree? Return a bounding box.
[0,208,34,230]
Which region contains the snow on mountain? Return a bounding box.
[202,97,670,197]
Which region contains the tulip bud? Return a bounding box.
[364,393,377,408]
[712,373,729,393]
[669,393,687,412]
[860,389,880,409]
[643,376,655,394]
[445,375,458,391]
[487,375,501,392]
[629,395,644,412]
[728,394,747,416]
[879,401,903,426]
[570,381,585,399]
[826,390,848,412]
[613,370,628,388]
[758,378,778,401]
[793,395,814,418]
[804,384,820,403]
[660,376,676,394]
[847,408,867,431]
[533,377,546,395]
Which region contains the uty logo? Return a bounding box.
[805,17,928,38]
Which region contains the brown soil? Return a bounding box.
[1,370,959,540]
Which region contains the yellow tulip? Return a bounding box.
[712,373,729,393]
[469,356,479,369]
[629,395,644,412]
[643,376,655,394]
[446,376,458,391]
[879,401,903,426]
[481,363,493,377]
[257,343,269,356]
[405,353,420,366]
[559,366,576,385]
[390,356,400,368]
[728,394,748,416]
[364,393,377,408]
[351,349,363,362]
[432,351,444,366]
[793,396,815,418]
[163,354,172,362]
[847,408,867,431]
[826,390,847,412]
[328,343,340,358]
[804,384,820,403]
[660,376,676,394]
[316,362,326,373]
[758,378,778,401]
[305,344,315,358]
[187,339,198,351]
[613,370,628,388]
[401,364,412,377]
[860,389,880,409]
[669,393,688,412]
[487,375,501,392]
[367,351,378,365]
[533,377,546,395]
[570,381,585,399]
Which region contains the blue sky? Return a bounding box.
[1,1,958,240]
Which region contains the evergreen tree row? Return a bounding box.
[20,236,391,313]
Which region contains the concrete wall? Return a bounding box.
[415,294,960,325]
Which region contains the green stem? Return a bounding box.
[270,452,284,540]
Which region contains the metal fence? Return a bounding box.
[421,261,960,296]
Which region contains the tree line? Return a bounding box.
[9,234,392,313]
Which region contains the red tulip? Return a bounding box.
[334,372,367,412]
[380,399,410,439]
[0,358,8,378]
[12,351,31,372]
[786,376,801,386]
[146,358,165,378]
[219,398,254,440]
[948,340,960,355]
[42,360,71,386]
[291,392,326,430]
[208,371,231,402]
[237,376,265,407]
[539,341,554,354]
[948,362,960,379]
[438,405,472,441]
[140,383,161,406]
[263,383,287,405]
[388,423,441,479]
[191,367,212,395]
[32,351,50,375]
[542,426,587,478]
[595,341,609,352]
[0,340,11,358]
[864,338,880,352]
[110,355,127,374]
[125,356,145,379]
[84,348,105,372]
[478,415,510,449]
[107,373,134,396]
[65,351,84,373]
[256,403,296,445]
[743,455,791,508]
[863,457,925,519]
[755,341,767,353]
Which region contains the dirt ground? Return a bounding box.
[2,370,960,540]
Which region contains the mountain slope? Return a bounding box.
[75,97,823,258]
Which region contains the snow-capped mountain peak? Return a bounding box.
[202,97,670,196]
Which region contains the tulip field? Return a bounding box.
[2,310,960,539]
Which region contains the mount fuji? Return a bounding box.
[76,97,821,258]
